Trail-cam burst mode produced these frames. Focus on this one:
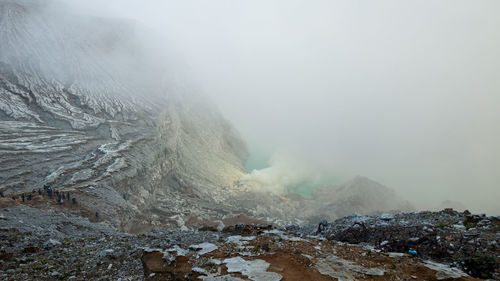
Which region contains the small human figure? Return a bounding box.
[316,219,328,235]
[72,198,77,204]
[21,193,25,202]
[38,189,42,195]
[27,194,32,201]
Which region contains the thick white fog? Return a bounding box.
[67,0,500,215]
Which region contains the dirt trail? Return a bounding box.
[0,190,97,222]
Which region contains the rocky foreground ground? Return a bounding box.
[0,200,499,280]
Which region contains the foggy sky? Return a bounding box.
[67,0,500,215]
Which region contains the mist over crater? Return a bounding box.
[1,0,499,233]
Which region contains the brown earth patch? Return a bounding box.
[260,251,336,281]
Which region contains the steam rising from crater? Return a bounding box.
[240,151,325,195]
[46,0,500,215]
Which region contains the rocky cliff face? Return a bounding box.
[0,0,248,231]
[0,0,417,232]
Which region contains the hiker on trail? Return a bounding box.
[48,189,53,199]
[32,189,35,193]
[27,194,32,201]
[58,198,63,205]
[316,219,328,235]
[38,189,42,195]
[95,212,99,219]
[21,193,25,202]
[43,184,51,191]
[72,198,77,204]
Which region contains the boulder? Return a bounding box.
[99,249,115,259]
[380,213,395,221]
[44,239,61,249]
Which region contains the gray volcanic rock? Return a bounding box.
[0,0,415,231]
[225,176,413,225]
[0,0,248,231]
[0,205,117,240]
[306,210,500,279]
[1,205,492,280]
[309,176,414,220]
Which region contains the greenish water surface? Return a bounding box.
[243,147,342,198]
[243,145,272,172]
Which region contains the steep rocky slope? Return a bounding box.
[0,0,248,231]
[0,0,419,232]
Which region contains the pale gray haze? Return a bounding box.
[67,0,500,214]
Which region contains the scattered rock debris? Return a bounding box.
[291,209,499,279]
[0,205,497,280]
